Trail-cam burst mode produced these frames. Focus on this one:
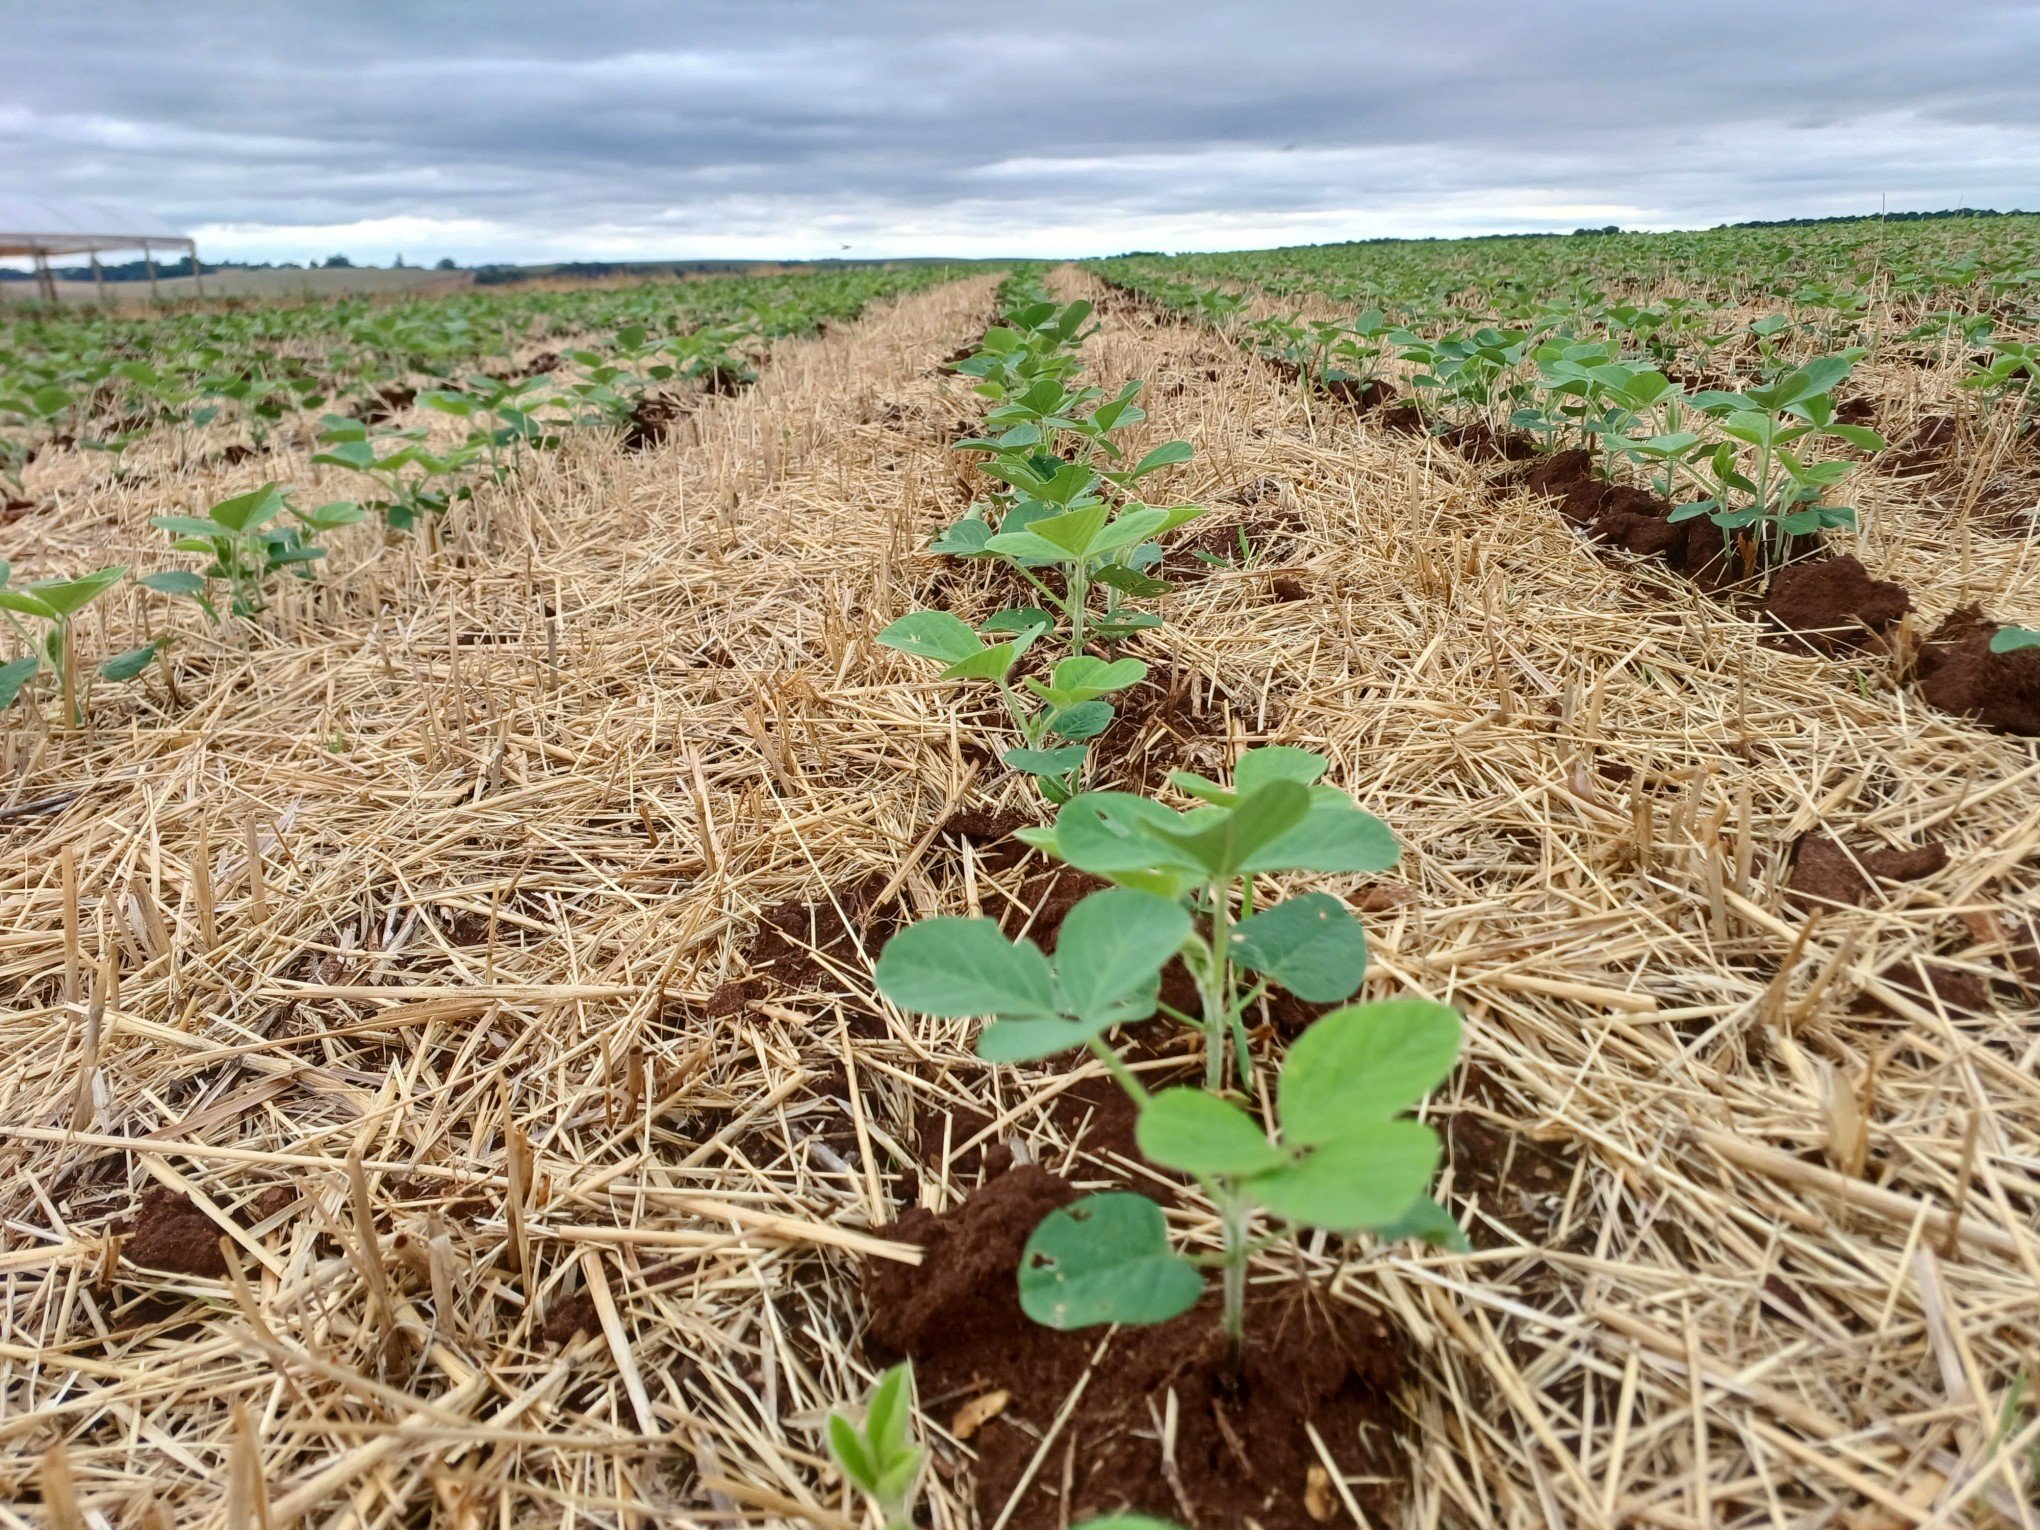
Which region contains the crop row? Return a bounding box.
[0,266,961,500]
[0,267,958,722]
[1093,265,2040,713]
[823,275,1464,1530]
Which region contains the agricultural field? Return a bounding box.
[1,217,2038,1529]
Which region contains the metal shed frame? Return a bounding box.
[0,197,203,302]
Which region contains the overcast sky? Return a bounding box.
[9,2,2040,264]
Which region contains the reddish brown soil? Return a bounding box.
[1761,555,1913,654]
[1869,957,1992,1015]
[544,1291,601,1345]
[1787,834,1949,909]
[1914,607,2040,735]
[865,1167,1408,1529]
[1,497,38,524]
[1374,403,1428,435]
[353,383,416,424]
[122,1187,229,1278]
[212,442,259,467]
[995,863,1106,948]
[1440,422,1537,463]
[1322,377,1395,412]
[1270,574,1308,602]
[1887,414,1961,476]
[1521,452,1777,589]
[707,872,905,1017]
[620,392,692,451]
[1089,673,1227,792]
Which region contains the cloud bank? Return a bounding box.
[8,1,2040,262]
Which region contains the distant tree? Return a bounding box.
[393,252,406,268]
[435,257,457,270]
[321,254,353,269]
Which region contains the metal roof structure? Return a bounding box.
[0,195,202,300]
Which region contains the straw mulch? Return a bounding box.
[1,265,2037,1528]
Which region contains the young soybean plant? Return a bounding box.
[876,609,1145,802]
[1023,747,1403,1089]
[144,483,364,620]
[826,1362,924,1530]
[0,562,151,723]
[1029,996,1463,1347]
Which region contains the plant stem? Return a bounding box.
[1219,1192,1251,1350]
[1200,880,1233,1091]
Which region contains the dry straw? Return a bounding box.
[0,266,2036,1527]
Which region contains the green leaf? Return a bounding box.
[1052,889,1190,1023]
[1989,625,2040,654]
[1005,744,1089,777]
[1028,503,1112,558]
[1053,792,1202,875]
[0,654,39,711]
[97,642,160,683]
[940,641,1021,682]
[1136,1088,1285,1177]
[1045,700,1113,740]
[873,607,983,669]
[0,589,58,620]
[24,566,127,617]
[929,517,994,555]
[1129,440,1194,477]
[1243,793,1400,875]
[1147,778,1310,878]
[874,918,1057,1020]
[980,606,1056,635]
[827,1413,879,1495]
[1018,1193,1202,1329]
[206,484,287,534]
[1228,892,1370,1003]
[1249,1121,1441,1231]
[1371,1193,1471,1252]
[1234,746,1330,794]
[1278,998,1462,1141]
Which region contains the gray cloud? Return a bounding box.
[8,1,2040,261]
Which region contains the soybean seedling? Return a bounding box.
[1668,352,1886,569]
[1024,998,1464,1347]
[876,609,1144,802]
[1020,746,1400,1089]
[826,1362,924,1530]
[144,483,364,620]
[0,562,142,723]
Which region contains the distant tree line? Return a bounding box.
[0,255,462,282]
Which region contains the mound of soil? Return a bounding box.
[122,1186,228,1278]
[1886,414,1961,477]
[1787,833,1949,908]
[1913,607,2040,735]
[1322,377,1395,412]
[352,383,415,424]
[864,1166,1407,1529]
[1521,453,1771,589]
[1761,555,1913,654]
[706,872,904,1017]
[621,392,692,452]
[1439,422,1537,463]
[1374,403,1427,435]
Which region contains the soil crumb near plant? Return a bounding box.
[1913,606,2040,735]
[1787,833,1949,908]
[865,1166,1408,1529]
[1761,555,1913,654]
[123,1187,230,1278]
